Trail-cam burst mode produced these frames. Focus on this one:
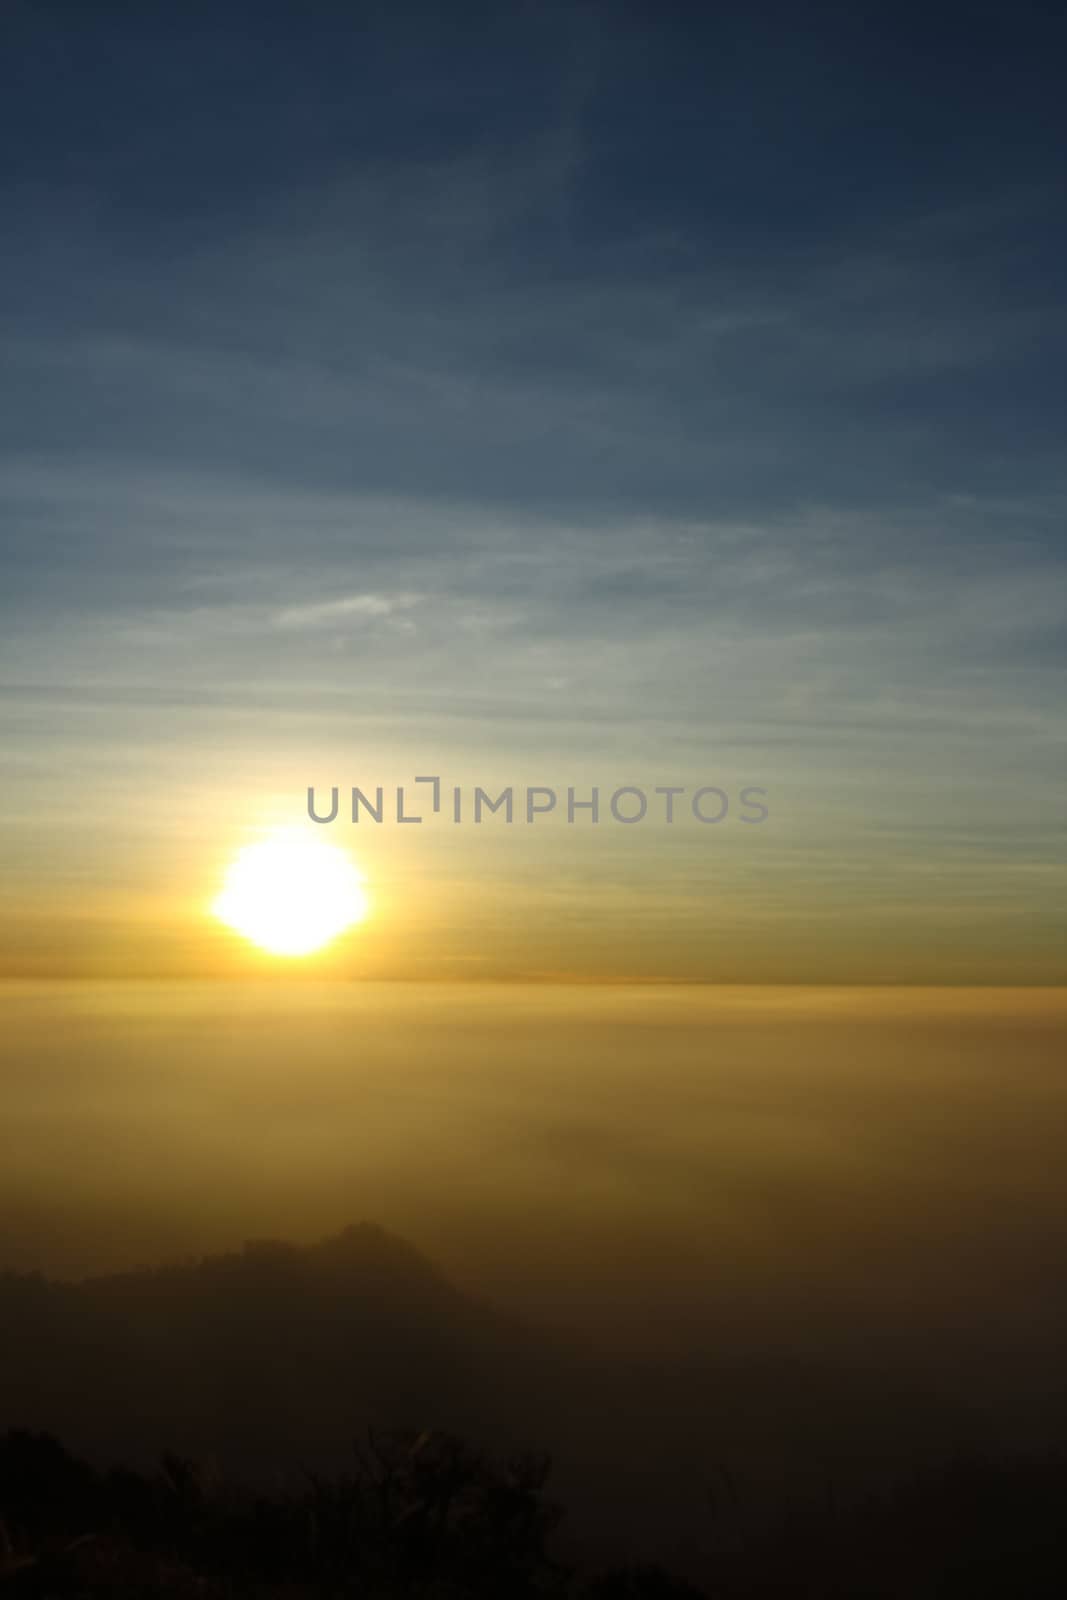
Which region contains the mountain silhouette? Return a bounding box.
[0,1221,1028,1573]
[4,1229,1067,1594]
[0,1224,546,1475]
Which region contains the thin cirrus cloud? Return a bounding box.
[275,593,424,629]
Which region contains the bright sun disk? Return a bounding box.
[212,831,369,956]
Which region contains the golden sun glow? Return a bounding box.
[212,831,369,956]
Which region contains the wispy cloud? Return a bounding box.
[276,592,423,629]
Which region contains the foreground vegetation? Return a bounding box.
[2,1427,1067,1598]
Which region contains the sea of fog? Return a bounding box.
[2,980,1066,1423]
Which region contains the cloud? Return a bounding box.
[276,592,423,629]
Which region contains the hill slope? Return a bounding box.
[0,1224,547,1471]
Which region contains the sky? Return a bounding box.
[1,0,1065,981]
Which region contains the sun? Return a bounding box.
[212,830,369,956]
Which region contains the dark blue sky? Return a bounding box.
[4,1,1065,526]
